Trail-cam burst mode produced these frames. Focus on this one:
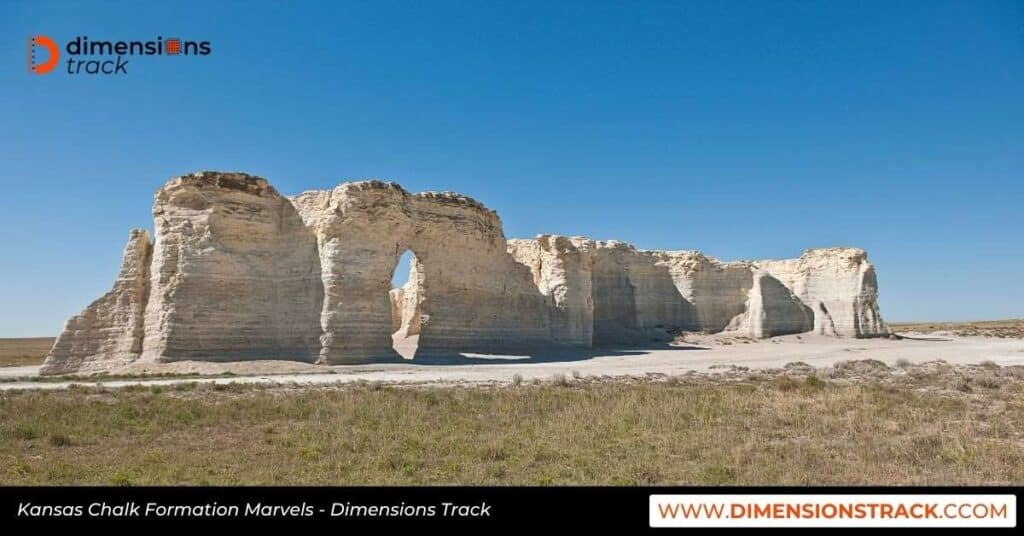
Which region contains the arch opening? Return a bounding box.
[390,249,423,359]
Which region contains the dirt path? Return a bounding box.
[2,333,1022,391]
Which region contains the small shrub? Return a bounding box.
[773,376,800,392]
[821,367,840,379]
[299,446,321,461]
[481,442,508,462]
[48,434,72,447]
[896,358,912,368]
[109,470,134,486]
[803,376,826,390]
[13,423,40,441]
[974,375,1001,390]
[510,373,523,387]
[173,381,199,392]
[698,464,737,485]
[632,461,664,485]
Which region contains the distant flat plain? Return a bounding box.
[0,338,53,367]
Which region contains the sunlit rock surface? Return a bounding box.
[43,171,890,374]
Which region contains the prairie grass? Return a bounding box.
[2,369,1022,485]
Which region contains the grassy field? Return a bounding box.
[0,338,53,367]
[2,362,1023,485]
[890,319,1024,338]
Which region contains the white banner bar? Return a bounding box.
[650,494,1016,528]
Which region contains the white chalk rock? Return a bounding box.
[728,271,815,338]
[756,248,889,337]
[42,172,890,374]
[41,229,152,374]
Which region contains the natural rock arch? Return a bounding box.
[291,181,553,364]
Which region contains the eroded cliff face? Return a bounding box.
[727,271,815,338]
[139,172,323,363]
[43,171,890,374]
[41,229,152,374]
[650,251,753,333]
[507,235,594,346]
[755,248,888,337]
[507,236,890,345]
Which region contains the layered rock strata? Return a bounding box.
[41,229,152,375]
[42,171,890,374]
[136,173,324,364]
[508,237,888,343]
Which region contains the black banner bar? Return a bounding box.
[0,486,1019,531]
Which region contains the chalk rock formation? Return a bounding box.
[755,247,887,337]
[41,229,152,374]
[43,171,890,374]
[651,251,754,333]
[139,173,323,363]
[388,288,405,334]
[507,235,595,345]
[508,235,889,345]
[727,271,815,338]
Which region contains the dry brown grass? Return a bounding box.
[890,319,1024,338]
[2,363,1023,486]
[0,338,53,367]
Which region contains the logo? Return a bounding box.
[26,35,211,76]
[27,35,60,74]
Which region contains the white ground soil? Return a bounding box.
[2,332,1022,391]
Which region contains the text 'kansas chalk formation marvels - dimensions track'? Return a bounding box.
[42,172,889,374]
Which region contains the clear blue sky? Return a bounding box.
[2,1,1022,336]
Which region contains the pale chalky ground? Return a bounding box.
[3,332,1021,391]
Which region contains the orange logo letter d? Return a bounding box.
[28,35,60,75]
